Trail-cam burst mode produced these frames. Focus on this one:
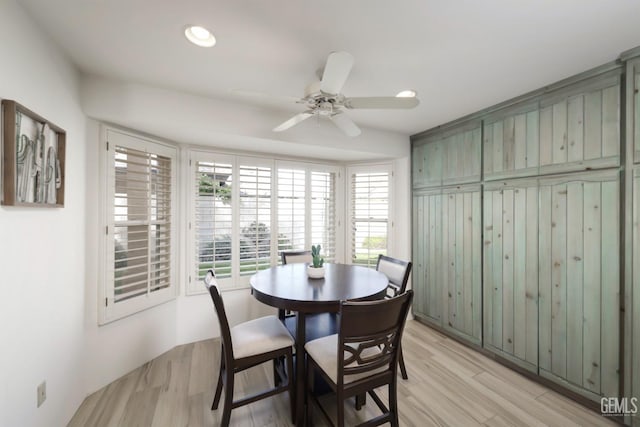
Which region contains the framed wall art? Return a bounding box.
[2,100,66,207]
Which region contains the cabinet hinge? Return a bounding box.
[189,159,192,166]
[105,226,108,235]
[106,141,109,151]
[105,297,108,307]
[189,275,192,283]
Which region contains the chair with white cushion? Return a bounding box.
[376,254,412,380]
[281,250,313,265]
[279,250,338,342]
[204,270,295,426]
[305,290,413,427]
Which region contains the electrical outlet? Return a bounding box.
[37,381,46,407]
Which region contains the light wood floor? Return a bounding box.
[68,321,617,426]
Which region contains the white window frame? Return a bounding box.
[346,163,393,268]
[98,127,179,324]
[275,160,344,264]
[186,151,344,294]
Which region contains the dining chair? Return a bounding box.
[279,250,313,321]
[281,249,313,265]
[280,250,338,341]
[305,290,414,427]
[376,254,412,380]
[204,270,295,426]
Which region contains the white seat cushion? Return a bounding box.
[305,334,387,384]
[231,315,294,359]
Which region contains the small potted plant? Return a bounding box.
[307,244,325,279]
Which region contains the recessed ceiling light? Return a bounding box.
[184,25,216,47]
[396,90,417,98]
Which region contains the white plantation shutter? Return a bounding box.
[239,164,272,276]
[350,169,390,268]
[194,160,233,281]
[103,129,177,323]
[187,152,342,294]
[311,171,336,262]
[277,168,306,257]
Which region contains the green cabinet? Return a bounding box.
[538,171,620,400]
[412,185,482,344]
[412,121,481,188]
[483,178,538,372]
[538,71,620,175]
[412,61,625,409]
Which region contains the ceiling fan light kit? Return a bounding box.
[239,51,419,137]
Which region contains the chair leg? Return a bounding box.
[337,390,345,427]
[355,393,366,410]
[398,344,408,380]
[389,381,399,427]
[306,360,314,427]
[286,351,295,424]
[220,367,234,427]
[212,350,225,410]
[273,357,280,387]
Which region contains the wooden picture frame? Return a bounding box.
[2,100,66,207]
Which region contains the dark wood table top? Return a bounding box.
[250,263,389,313]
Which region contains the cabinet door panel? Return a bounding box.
[635,60,640,162]
[483,179,538,371]
[538,171,620,398]
[484,103,539,181]
[412,190,443,324]
[442,128,481,185]
[413,122,481,188]
[441,185,482,343]
[630,167,640,417]
[539,72,621,175]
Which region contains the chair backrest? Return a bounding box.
[205,270,235,363]
[281,250,312,265]
[337,290,413,385]
[376,254,412,298]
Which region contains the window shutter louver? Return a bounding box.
[239,164,272,276]
[113,146,172,303]
[350,171,389,268]
[311,171,336,262]
[194,161,233,281]
[277,169,306,258]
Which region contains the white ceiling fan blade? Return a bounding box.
[344,96,420,109]
[320,51,354,95]
[231,89,301,104]
[330,112,361,137]
[273,111,314,132]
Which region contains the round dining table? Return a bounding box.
[250,262,389,426]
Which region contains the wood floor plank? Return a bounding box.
[535,391,617,427]
[69,320,616,426]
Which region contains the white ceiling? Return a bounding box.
[19,0,640,136]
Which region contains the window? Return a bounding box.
[311,171,337,262]
[187,153,342,294]
[101,128,177,324]
[194,158,233,282]
[348,165,391,268]
[275,162,340,264]
[277,168,306,255]
[238,163,272,276]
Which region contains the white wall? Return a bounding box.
[0,2,87,426]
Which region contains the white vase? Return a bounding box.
[307,266,325,279]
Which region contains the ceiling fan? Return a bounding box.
[239,51,419,137]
